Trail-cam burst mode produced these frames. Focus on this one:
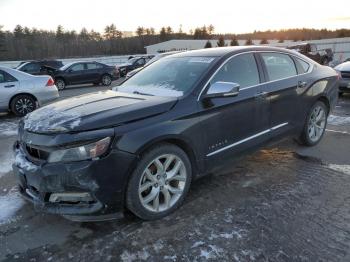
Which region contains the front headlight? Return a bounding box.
[48,137,111,163]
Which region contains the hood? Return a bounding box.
[23,90,178,134]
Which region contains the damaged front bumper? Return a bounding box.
[12,139,136,221]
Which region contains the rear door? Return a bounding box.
[258,52,300,135]
[0,70,19,110]
[85,62,101,83]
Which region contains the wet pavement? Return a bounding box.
[0,92,350,261]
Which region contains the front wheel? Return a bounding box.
[299,101,328,146]
[10,94,37,116]
[126,144,192,220]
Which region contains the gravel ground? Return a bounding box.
[0,89,349,262]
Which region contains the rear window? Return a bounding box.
[294,58,310,74]
[261,53,297,81]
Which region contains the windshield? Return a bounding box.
[117,56,216,97]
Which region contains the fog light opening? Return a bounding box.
[49,192,94,204]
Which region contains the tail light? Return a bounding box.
[337,71,342,80]
[46,77,55,87]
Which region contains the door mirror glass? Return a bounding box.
[204,82,240,98]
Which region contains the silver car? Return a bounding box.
[0,66,59,116]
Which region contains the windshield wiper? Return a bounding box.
[133,91,154,96]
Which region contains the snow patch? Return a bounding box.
[153,240,164,253]
[118,85,183,97]
[0,187,25,225]
[120,249,150,262]
[164,255,177,261]
[14,149,38,171]
[0,150,14,176]
[23,106,81,132]
[328,164,350,175]
[199,245,224,259]
[191,241,205,248]
[0,121,18,137]
[328,115,350,126]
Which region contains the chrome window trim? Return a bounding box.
[206,122,288,157]
[197,50,314,101]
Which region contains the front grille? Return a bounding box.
[341,71,350,79]
[25,144,50,161]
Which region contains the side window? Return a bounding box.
[261,53,297,81]
[136,58,145,66]
[0,71,5,83]
[22,63,40,73]
[210,53,260,88]
[294,58,310,74]
[70,64,85,72]
[0,70,17,83]
[86,63,98,70]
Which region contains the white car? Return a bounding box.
[0,66,59,116]
[334,61,350,95]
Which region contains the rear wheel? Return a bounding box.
[101,74,112,86]
[126,144,192,220]
[10,94,37,116]
[299,101,328,146]
[55,78,66,90]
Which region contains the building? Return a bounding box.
[145,38,350,63]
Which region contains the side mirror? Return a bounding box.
[204,82,240,99]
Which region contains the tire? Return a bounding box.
[299,101,328,146]
[126,143,192,220]
[55,78,66,90]
[322,57,329,65]
[10,94,37,117]
[101,74,112,86]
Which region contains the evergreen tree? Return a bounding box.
[230,36,239,46]
[245,38,253,45]
[204,40,212,48]
[259,38,268,44]
[217,36,225,47]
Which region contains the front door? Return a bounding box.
[198,53,270,170]
[66,63,86,85]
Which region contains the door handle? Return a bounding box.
[254,91,268,99]
[297,81,307,88]
[4,84,15,88]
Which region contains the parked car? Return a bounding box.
[52,61,120,90]
[117,56,153,77]
[126,51,184,79]
[287,43,333,65]
[15,60,64,76]
[13,46,338,221]
[334,61,350,95]
[0,66,59,116]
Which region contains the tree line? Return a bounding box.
[0,24,349,61]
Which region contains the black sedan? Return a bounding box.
[53,61,120,90]
[13,46,338,221]
[117,56,152,77]
[15,60,64,75]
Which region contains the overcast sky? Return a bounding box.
[1,0,349,34]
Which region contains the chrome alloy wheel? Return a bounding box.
[15,97,35,115]
[308,105,326,142]
[138,154,187,213]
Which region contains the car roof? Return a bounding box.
[171,46,304,58]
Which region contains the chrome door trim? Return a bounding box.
[197,50,314,101]
[206,122,288,157]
